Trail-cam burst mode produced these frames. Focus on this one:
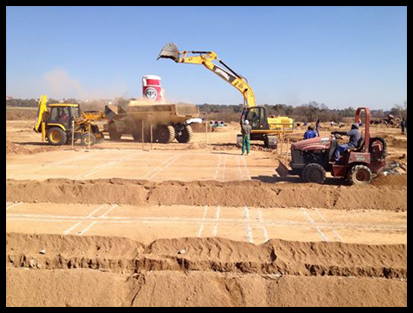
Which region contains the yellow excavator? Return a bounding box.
[157,43,294,148]
[34,95,105,146]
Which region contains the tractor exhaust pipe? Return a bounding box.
[157,43,181,62]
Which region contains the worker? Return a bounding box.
[58,109,68,123]
[315,118,321,136]
[401,119,407,134]
[304,126,318,140]
[332,123,362,162]
[241,120,252,156]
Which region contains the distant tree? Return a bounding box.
[390,102,407,119]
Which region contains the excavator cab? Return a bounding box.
[242,107,269,131]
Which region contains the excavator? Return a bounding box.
[157,43,294,148]
[34,95,105,146]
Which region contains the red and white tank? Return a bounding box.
[142,75,165,103]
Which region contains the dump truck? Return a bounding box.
[34,95,105,146]
[105,100,200,144]
[157,43,294,148]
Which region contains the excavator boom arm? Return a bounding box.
[158,43,256,107]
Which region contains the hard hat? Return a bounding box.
[244,120,249,125]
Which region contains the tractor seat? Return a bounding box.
[348,138,365,152]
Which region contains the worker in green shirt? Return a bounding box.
[241,120,252,156]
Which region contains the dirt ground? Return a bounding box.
[5,108,408,307]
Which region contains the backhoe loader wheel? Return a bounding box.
[81,132,97,146]
[157,125,175,144]
[347,164,372,185]
[302,163,326,184]
[176,125,193,143]
[47,127,67,146]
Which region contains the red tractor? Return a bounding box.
[277,107,387,185]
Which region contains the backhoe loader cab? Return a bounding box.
[34,95,104,146]
[47,104,80,127]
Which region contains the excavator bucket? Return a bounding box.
[276,159,290,177]
[157,43,180,62]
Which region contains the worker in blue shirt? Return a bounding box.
[304,126,318,140]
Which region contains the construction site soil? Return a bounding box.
[6,233,407,307]
[5,177,408,211]
[6,110,408,307]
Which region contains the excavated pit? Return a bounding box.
[5,233,408,307]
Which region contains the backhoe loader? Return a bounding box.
[157,43,294,148]
[33,95,105,146]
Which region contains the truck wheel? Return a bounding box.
[176,125,193,143]
[108,123,122,141]
[302,163,326,184]
[47,127,67,146]
[132,129,141,142]
[96,132,105,143]
[81,133,97,146]
[157,125,175,144]
[347,164,372,185]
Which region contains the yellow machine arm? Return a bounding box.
[158,43,256,107]
[34,95,48,134]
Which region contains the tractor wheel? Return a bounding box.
[80,132,97,146]
[176,125,193,143]
[108,123,122,141]
[157,125,175,144]
[47,127,67,146]
[369,137,387,160]
[302,163,326,184]
[347,164,372,185]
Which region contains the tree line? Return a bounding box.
[199,101,407,122]
[6,98,407,123]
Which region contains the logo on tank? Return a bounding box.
[144,87,158,100]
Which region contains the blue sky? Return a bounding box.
[6,6,407,109]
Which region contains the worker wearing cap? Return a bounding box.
[241,120,252,156]
[332,123,362,162]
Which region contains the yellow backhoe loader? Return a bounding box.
[157,43,294,148]
[33,95,105,146]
